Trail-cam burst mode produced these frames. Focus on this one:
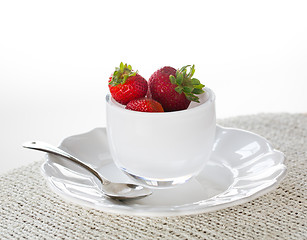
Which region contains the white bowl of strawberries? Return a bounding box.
[106,63,216,188]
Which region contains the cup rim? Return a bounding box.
[106,87,215,116]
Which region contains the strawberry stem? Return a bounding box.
[170,64,205,103]
[109,62,137,86]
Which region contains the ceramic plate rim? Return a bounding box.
[40,125,287,217]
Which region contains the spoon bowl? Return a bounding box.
[22,141,152,200]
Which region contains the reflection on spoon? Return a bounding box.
[22,141,152,200]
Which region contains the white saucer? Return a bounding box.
[41,126,286,217]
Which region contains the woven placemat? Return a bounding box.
[1,113,306,239]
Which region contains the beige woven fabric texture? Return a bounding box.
[0,113,306,239]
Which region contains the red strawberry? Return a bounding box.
[148,65,205,112]
[126,98,164,112]
[109,62,148,105]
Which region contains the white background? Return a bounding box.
[0,0,306,174]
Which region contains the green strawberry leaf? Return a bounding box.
[120,62,124,71]
[175,86,183,94]
[183,86,193,93]
[169,75,176,84]
[191,78,200,85]
[189,65,195,78]
[170,64,205,102]
[194,83,205,89]
[191,88,204,94]
[109,62,137,86]
[185,93,200,102]
[176,73,183,85]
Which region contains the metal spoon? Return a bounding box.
[22,141,152,200]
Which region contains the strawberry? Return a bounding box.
[148,65,205,112]
[126,98,164,112]
[109,62,148,105]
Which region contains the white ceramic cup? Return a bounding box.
[106,88,216,188]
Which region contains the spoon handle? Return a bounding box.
[22,141,110,185]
